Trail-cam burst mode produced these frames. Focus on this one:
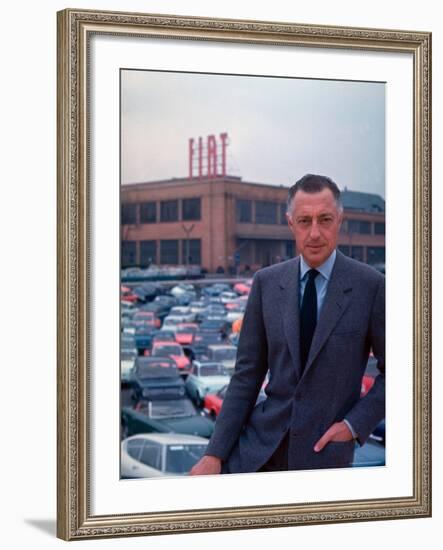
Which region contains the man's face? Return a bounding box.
[287,188,343,268]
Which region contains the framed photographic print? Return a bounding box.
[57,8,431,540]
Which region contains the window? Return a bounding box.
[160,240,179,264]
[182,198,201,221]
[160,200,178,222]
[350,246,364,261]
[255,201,277,224]
[139,442,162,470]
[367,247,385,265]
[338,245,350,256]
[140,201,156,223]
[236,199,252,223]
[374,222,385,235]
[140,240,157,266]
[285,240,295,259]
[126,438,144,461]
[181,239,201,265]
[121,203,137,225]
[121,241,137,266]
[347,220,371,234]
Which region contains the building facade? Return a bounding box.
[121,176,385,273]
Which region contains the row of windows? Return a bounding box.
[236,199,288,225]
[122,239,201,267]
[236,200,386,235]
[122,198,201,225]
[340,220,385,235]
[338,245,385,265]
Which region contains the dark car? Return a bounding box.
[192,332,224,358]
[134,326,154,352]
[131,357,185,401]
[121,398,215,439]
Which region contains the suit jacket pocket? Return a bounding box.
[322,440,355,466]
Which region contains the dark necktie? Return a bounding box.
[300,269,319,370]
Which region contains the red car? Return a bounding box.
[149,341,191,374]
[175,323,198,345]
[121,285,138,303]
[361,375,375,397]
[203,385,228,419]
[233,281,251,295]
[204,381,267,419]
[132,310,161,329]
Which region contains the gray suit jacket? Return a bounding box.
[205,250,385,472]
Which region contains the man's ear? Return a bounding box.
[286,213,293,229]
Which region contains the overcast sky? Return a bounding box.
[121,69,385,198]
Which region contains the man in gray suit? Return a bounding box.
[190,174,385,475]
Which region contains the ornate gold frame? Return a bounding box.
[57,8,431,540]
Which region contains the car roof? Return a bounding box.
[125,433,209,444]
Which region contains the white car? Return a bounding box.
[161,316,187,333]
[120,349,137,383]
[168,306,196,322]
[206,344,237,372]
[121,433,208,478]
[185,362,231,407]
[170,284,196,297]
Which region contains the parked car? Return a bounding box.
[168,306,196,322]
[150,342,191,374]
[121,349,137,385]
[361,374,375,397]
[134,327,154,352]
[121,285,138,303]
[150,330,176,345]
[203,385,227,419]
[192,332,224,358]
[205,344,237,372]
[121,398,215,439]
[203,381,267,419]
[352,439,385,467]
[131,357,185,401]
[185,362,230,407]
[132,310,161,329]
[233,281,251,295]
[121,433,208,478]
[161,315,188,333]
[175,324,198,346]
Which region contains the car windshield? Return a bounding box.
[154,345,182,355]
[211,348,236,360]
[165,444,208,474]
[199,364,228,376]
[140,399,197,418]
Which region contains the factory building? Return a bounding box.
[121,175,385,274]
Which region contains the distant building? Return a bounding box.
[121,176,385,273]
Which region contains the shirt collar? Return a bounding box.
[300,249,337,281]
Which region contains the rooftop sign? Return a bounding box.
[188,133,228,180]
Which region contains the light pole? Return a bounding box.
[182,223,195,267]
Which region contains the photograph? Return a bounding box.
[119,69,387,480]
[55,6,431,540]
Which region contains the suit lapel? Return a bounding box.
[279,257,303,379]
[302,251,353,377]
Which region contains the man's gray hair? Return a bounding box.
[286,174,343,214]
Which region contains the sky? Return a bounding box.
[121,69,385,198]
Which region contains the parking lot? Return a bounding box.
[120,274,385,478]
